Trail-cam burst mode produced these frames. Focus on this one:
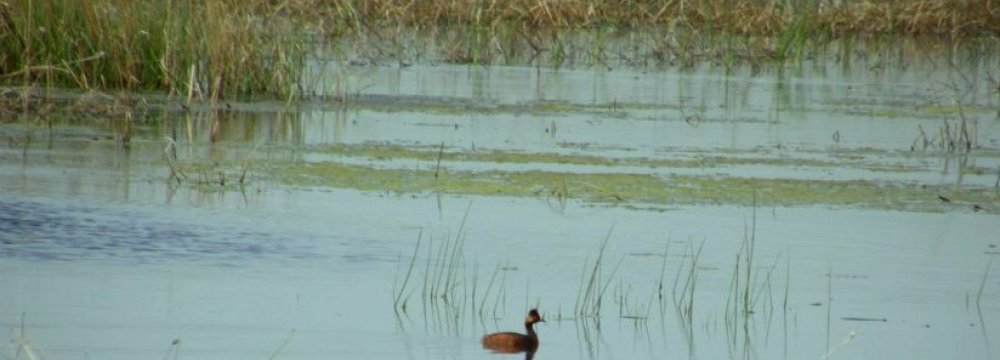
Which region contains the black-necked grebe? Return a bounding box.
[482,309,544,354]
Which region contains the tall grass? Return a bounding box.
[673,239,705,334]
[574,227,624,324]
[392,202,517,332]
[299,0,998,36]
[2,1,996,97]
[0,0,306,98]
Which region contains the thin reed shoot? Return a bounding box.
[392,201,519,332]
[976,255,995,307]
[672,239,705,331]
[393,229,423,313]
[161,338,181,360]
[9,313,40,360]
[575,227,624,321]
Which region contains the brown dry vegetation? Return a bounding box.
[0,0,306,98]
[294,0,999,36]
[0,0,996,99]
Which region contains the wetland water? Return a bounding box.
[2,51,1000,359]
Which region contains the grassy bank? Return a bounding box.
[0,0,306,99]
[304,0,999,36]
[1,0,997,97]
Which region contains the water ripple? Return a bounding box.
[0,198,326,266]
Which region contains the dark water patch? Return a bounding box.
[0,197,325,266]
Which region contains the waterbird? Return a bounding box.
[482,309,544,356]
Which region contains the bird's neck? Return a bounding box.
[524,322,537,337]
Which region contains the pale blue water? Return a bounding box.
[2,51,999,359]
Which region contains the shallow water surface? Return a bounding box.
[1,54,999,360]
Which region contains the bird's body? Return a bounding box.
[481,331,538,352]
[482,309,544,354]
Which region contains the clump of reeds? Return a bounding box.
[911,117,979,154]
[392,203,516,330]
[0,0,306,99]
[721,196,787,350]
[294,0,999,37]
[574,228,623,323]
[297,0,999,67]
[3,1,997,97]
[672,238,705,333]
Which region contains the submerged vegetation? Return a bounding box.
[1,0,998,98]
[136,130,996,214]
[258,152,997,213]
[3,111,996,213]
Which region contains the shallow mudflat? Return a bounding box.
[1,55,999,360]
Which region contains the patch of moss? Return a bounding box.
[311,142,941,173]
[260,159,999,213]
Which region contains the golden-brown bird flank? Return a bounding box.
[482,309,544,354]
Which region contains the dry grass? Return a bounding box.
[0,0,996,97]
[295,0,999,36]
[0,0,306,98]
